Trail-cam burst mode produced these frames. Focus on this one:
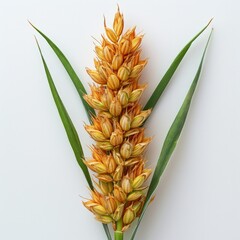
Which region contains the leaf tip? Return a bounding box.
[34,35,40,48]
[207,17,214,27]
[28,20,35,29]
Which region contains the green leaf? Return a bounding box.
[130,29,213,240]
[144,19,212,111]
[30,22,95,122]
[35,38,112,240]
[35,38,93,188]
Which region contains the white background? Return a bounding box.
[1,0,240,239]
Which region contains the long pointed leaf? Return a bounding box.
[144,19,212,111]
[130,29,213,240]
[35,38,93,188]
[30,22,95,122]
[35,38,112,240]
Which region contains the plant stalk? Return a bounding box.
[114,219,123,240]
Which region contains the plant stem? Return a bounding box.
[114,219,123,240]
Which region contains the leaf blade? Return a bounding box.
[30,22,95,122]
[144,19,212,111]
[35,38,93,189]
[130,29,213,240]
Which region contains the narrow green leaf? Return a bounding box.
[35,37,93,188]
[35,38,112,240]
[130,29,213,240]
[30,22,95,122]
[144,19,212,111]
